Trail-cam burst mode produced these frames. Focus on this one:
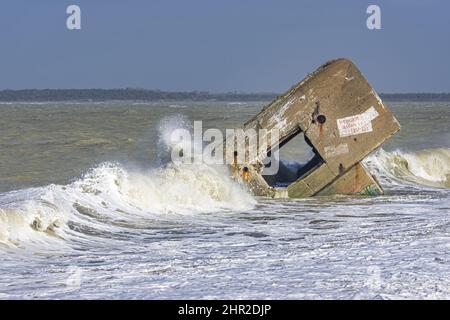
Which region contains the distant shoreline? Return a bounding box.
[0,89,450,102]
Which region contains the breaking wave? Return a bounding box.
[363,148,450,189]
[1,111,448,250]
[0,162,255,248]
[0,116,255,248]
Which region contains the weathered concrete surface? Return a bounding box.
[315,163,383,196]
[227,58,400,198]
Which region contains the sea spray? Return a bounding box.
[0,161,255,248]
[363,148,450,188]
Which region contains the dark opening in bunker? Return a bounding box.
[262,131,324,187]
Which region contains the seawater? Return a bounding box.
[0,100,449,299]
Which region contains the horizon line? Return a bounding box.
[1,88,450,95]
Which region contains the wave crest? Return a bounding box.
[363,148,450,189]
[0,162,255,247]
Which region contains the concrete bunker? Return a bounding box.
[225,58,401,198]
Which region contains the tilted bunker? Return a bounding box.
[226,58,400,198]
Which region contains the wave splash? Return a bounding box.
[363,148,450,189]
[0,162,255,247]
[0,116,255,248]
[1,110,448,249]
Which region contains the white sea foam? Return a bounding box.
[2,145,449,248]
[1,111,449,299]
[0,161,255,248]
[363,148,450,188]
[0,115,257,248]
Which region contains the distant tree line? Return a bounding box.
[378,93,450,101]
[0,89,278,102]
[0,89,449,102]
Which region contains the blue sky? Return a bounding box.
[0,0,449,92]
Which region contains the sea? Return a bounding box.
[0,100,449,299]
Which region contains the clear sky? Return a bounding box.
[0,0,449,92]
